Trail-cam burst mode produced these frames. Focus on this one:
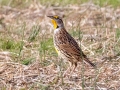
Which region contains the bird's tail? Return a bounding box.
[84,57,96,68]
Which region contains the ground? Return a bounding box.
[0,1,120,90]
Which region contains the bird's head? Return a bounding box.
[47,15,64,29]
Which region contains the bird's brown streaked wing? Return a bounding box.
[58,41,84,58]
[59,43,96,68]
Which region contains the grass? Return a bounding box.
[0,0,120,90]
[94,0,120,7]
[0,0,32,8]
[116,28,120,39]
[21,57,34,65]
[28,25,40,42]
[69,28,83,41]
[39,38,55,56]
[115,28,120,54]
[0,0,120,7]
[0,38,21,51]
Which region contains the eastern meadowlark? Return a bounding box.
[48,15,96,75]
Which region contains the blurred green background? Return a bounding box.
[0,0,120,8]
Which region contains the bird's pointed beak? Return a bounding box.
[47,16,58,29]
[47,16,54,19]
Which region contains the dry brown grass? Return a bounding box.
[0,2,120,90]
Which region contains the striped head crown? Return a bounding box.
[48,15,64,29]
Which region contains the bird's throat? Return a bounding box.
[51,20,58,29]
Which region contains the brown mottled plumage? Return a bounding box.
[48,15,96,75]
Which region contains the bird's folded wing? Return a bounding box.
[59,42,83,57]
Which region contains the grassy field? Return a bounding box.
[0,0,120,7]
[0,0,120,90]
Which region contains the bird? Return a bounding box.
[48,15,96,76]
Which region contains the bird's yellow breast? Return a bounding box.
[55,47,59,55]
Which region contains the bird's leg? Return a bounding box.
[69,63,77,76]
[63,62,73,77]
